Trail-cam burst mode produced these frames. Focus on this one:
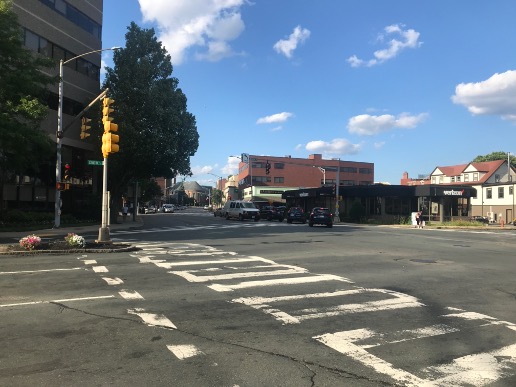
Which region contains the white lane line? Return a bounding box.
[0,295,115,308]
[232,288,423,325]
[421,343,516,386]
[0,268,83,275]
[128,308,176,329]
[208,274,352,292]
[315,331,426,386]
[443,311,516,331]
[119,290,144,300]
[92,266,109,273]
[331,324,460,349]
[167,344,204,360]
[83,260,97,265]
[170,267,308,283]
[102,277,123,285]
[296,293,424,322]
[155,257,272,269]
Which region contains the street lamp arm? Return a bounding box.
[63,46,121,65]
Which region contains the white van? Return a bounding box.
[223,200,260,221]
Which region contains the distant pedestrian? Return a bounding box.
[122,205,128,221]
[416,211,424,228]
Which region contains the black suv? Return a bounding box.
[286,207,306,224]
[260,206,285,222]
[309,207,333,228]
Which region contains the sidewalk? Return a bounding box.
[0,216,144,243]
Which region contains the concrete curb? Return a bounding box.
[0,244,139,256]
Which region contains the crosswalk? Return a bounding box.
[131,241,516,386]
[110,220,295,236]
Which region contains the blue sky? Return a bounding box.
[102,1,516,186]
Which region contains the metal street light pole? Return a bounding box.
[54,46,120,228]
[314,166,326,185]
[333,158,340,223]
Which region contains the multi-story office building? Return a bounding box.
[236,153,374,203]
[10,0,103,208]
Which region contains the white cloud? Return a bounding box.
[348,112,428,136]
[138,0,246,64]
[347,24,422,67]
[451,70,516,122]
[256,112,294,124]
[270,126,283,132]
[191,165,214,175]
[221,156,241,175]
[273,25,311,59]
[305,138,361,155]
[374,141,386,149]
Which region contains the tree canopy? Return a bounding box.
[102,22,199,203]
[472,151,515,165]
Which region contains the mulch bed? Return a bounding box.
[0,240,136,254]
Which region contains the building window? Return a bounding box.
[473,173,479,181]
[23,29,100,81]
[274,163,284,169]
[464,174,469,182]
[498,187,504,198]
[510,186,513,195]
[431,176,436,184]
[341,167,357,173]
[342,180,354,185]
[274,177,284,183]
[451,176,455,182]
[486,188,492,199]
[359,168,372,174]
[253,176,271,183]
[39,0,102,40]
[359,181,370,185]
[439,176,443,183]
[456,175,461,182]
[495,174,501,182]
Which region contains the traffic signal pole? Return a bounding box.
[96,155,111,243]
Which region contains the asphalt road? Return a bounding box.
[1,207,515,386]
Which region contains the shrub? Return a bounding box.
[349,202,366,223]
[64,233,86,248]
[19,234,42,250]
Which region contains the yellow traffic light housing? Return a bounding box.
[80,117,91,139]
[102,132,120,157]
[101,97,119,157]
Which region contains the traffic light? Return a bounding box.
[56,182,65,191]
[80,117,91,139]
[332,184,336,196]
[63,163,71,181]
[265,160,271,175]
[101,97,119,157]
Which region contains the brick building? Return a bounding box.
[235,154,374,204]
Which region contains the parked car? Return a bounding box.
[469,216,488,224]
[213,207,224,217]
[286,207,306,224]
[260,206,285,222]
[309,207,333,227]
[162,204,175,213]
[144,206,157,214]
[223,200,260,221]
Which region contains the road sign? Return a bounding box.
[88,160,103,166]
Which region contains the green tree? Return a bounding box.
[211,188,224,207]
[0,0,56,213]
[472,151,515,164]
[102,22,199,221]
[139,179,162,203]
